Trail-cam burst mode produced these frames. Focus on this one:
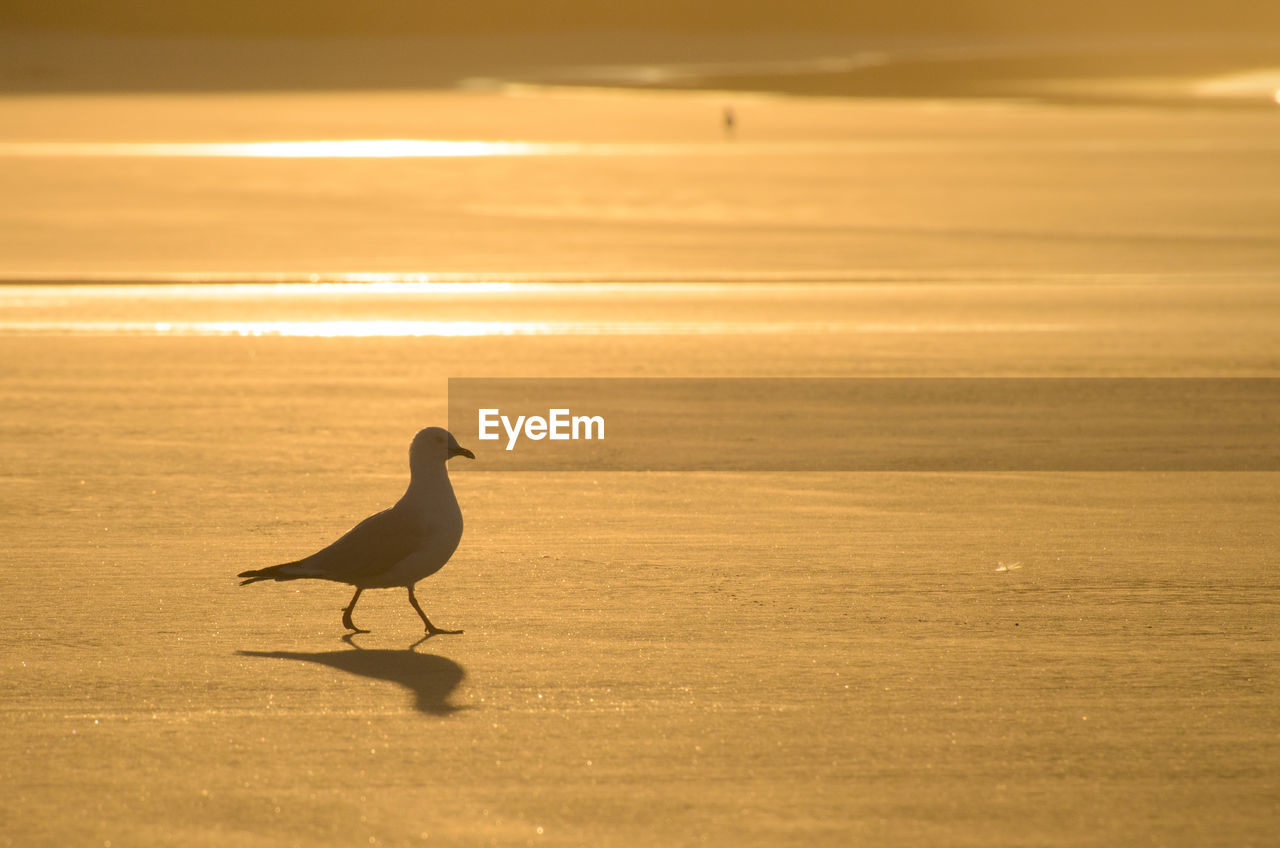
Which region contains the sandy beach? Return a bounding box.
[2,80,1279,846]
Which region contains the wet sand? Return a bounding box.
[1,89,1279,845]
[2,289,1278,846]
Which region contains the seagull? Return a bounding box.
[238,427,475,634]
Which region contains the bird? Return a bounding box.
[238,427,474,634]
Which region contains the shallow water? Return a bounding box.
[4,89,1280,278]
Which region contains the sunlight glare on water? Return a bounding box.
[4,137,1278,159]
[0,140,562,158]
[0,282,1087,336]
[1,319,1081,337]
[0,139,882,158]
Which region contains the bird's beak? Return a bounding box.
[450,445,476,460]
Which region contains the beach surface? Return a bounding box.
[1,87,1278,846]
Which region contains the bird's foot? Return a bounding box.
[341,609,369,633]
[425,626,463,636]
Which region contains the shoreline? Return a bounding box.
[3,29,1279,109]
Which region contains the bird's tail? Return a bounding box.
[237,562,317,586]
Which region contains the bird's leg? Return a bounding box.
[408,586,462,635]
[342,587,370,633]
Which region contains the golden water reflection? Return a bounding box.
[5,138,1272,159]
[1,320,1080,337]
[0,139,826,158]
[0,140,562,158]
[0,282,1088,337]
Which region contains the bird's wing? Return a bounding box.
[286,508,427,581]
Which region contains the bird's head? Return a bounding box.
[410,427,475,469]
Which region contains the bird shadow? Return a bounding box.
[238,635,467,716]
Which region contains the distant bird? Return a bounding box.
[238,427,474,634]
